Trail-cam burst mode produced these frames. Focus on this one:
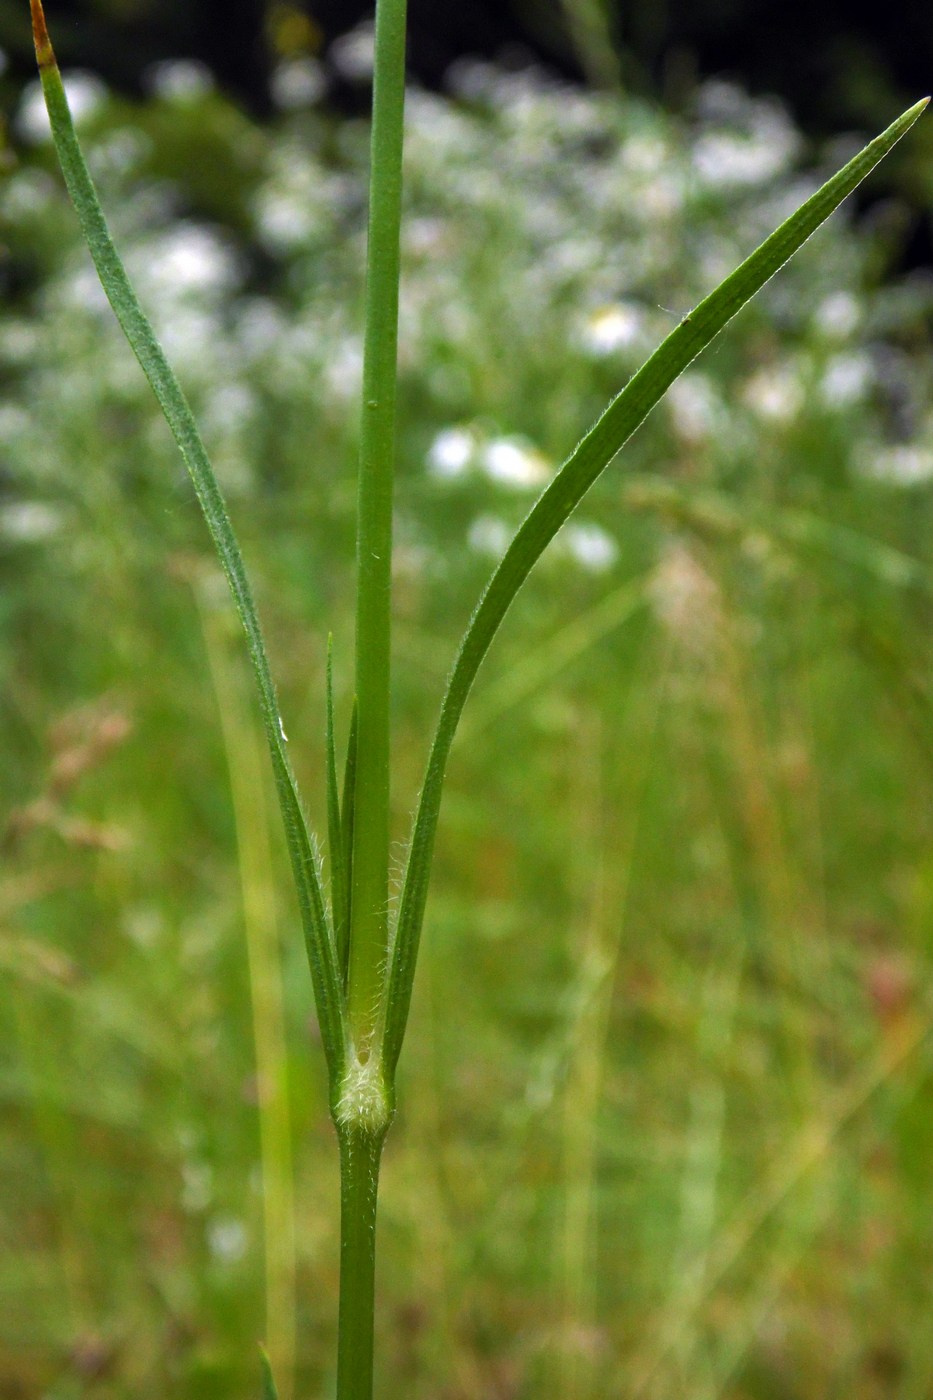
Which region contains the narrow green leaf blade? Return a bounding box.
[32,0,348,1079]
[382,96,929,1073]
[259,1346,279,1400]
[339,699,359,979]
[325,636,348,976]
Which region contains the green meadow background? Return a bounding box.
[2,52,933,1400]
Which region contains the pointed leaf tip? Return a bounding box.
[258,1345,279,1400]
[30,0,55,69]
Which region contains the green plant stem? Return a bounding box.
[336,1128,386,1400]
[348,0,408,1054]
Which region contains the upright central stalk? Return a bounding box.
[349,0,408,1056]
[336,1125,387,1400]
[338,3,407,1395]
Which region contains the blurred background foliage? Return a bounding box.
[0,0,931,132]
[2,4,933,1400]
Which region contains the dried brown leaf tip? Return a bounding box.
[30,0,56,70]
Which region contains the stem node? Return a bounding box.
[335,1055,394,1138]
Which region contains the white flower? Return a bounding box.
[692,101,798,190]
[468,515,511,557]
[639,173,684,218]
[236,299,288,361]
[480,437,551,489]
[622,134,669,175]
[0,406,31,444]
[330,22,375,81]
[89,127,153,179]
[145,59,214,103]
[207,1216,248,1264]
[271,58,326,110]
[561,522,619,572]
[160,309,224,369]
[0,168,57,219]
[667,373,721,444]
[814,291,861,340]
[819,353,873,408]
[202,383,256,437]
[181,1160,213,1213]
[0,502,64,543]
[255,190,318,251]
[0,321,41,363]
[427,426,475,480]
[743,365,804,424]
[323,339,364,403]
[138,225,241,298]
[582,302,645,356]
[864,445,933,485]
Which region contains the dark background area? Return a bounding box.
[0,0,929,130]
[0,0,930,263]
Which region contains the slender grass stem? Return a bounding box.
[336,1127,386,1400]
[334,4,409,1392]
[348,0,408,1057]
[344,0,406,1052]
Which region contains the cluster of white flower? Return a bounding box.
[1,55,930,569]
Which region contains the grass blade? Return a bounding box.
[259,1345,280,1400]
[31,0,347,1080]
[382,96,929,1073]
[340,699,359,982]
[326,637,349,981]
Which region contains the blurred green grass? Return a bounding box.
[2,59,933,1400]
